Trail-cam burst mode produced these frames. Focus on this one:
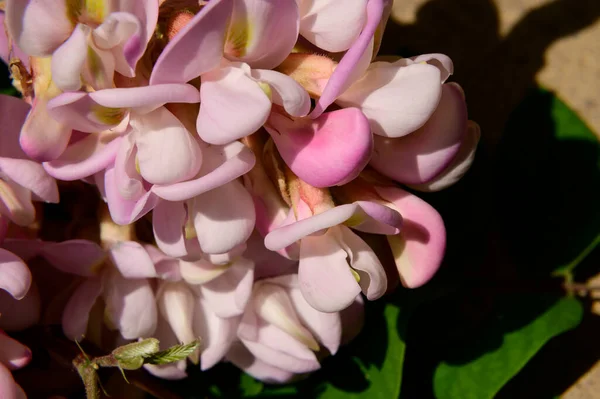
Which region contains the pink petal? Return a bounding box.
[226,0,299,69]
[0,333,31,370]
[251,69,310,117]
[51,24,90,91]
[193,298,240,370]
[0,158,58,203]
[43,133,122,181]
[152,201,187,258]
[104,167,159,224]
[62,278,102,340]
[150,0,232,85]
[114,0,159,67]
[0,362,19,398]
[114,134,144,201]
[337,61,442,137]
[157,282,197,359]
[20,97,72,162]
[411,53,454,83]
[102,268,157,339]
[310,0,383,118]
[197,64,271,145]
[143,313,188,380]
[299,0,366,52]
[0,248,30,300]
[240,320,320,373]
[0,12,29,68]
[133,107,203,185]
[6,0,73,56]
[227,342,295,383]
[298,231,361,312]
[264,202,399,252]
[0,177,35,226]
[192,181,255,255]
[180,259,230,285]
[0,284,40,331]
[266,108,372,188]
[152,141,255,201]
[200,258,254,318]
[0,96,30,159]
[335,225,386,300]
[375,186,446,288]
[109,241,157,278]
[144,245,182,281]
[88,83,200,112]
[408,120,481,192]
[40,240,106,277]
[369,83,468,184]
[245,231,298,280]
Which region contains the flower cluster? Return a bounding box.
[0,0,479,389]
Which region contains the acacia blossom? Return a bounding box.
[0,0,481,391]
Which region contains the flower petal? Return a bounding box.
[226,0,299,69]
[408,120,481,192]
[334,225,386,300]
[6,0,73,56]
[200,258,254,318]
[251,69,310,117]
[266,108,372,188]
[298,231,361,312]
[227,342,295,383]
[51,24,90,91]
[0,248,30,300]
[40,240,106,277]
[193,298,239,370]
[43,133,122,181]
[62,278,102,340]
[411,53,454,83]
[0,176,35,226]
[143,313,188,380]
[0,332,31,370]
[133,107,203,185]
[150,0,232,85]
[109,241,156,278]
[309,0,383,118]
[153,141,255,201]
[369,83,468,184]
[179,259,230,285]
[152,200,187,258]
[0,158,58,203]
[337,61,442,138]
[192,181,255,255]
[375,186,446,288]
[104,167,159,224]
[157,282,198,361]
[20,97,72,162]
[197,64,271,145]
[0,362,19,398]
[103,268,157,339]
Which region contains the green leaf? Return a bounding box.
[433,295,583,399]
[112,338,160,370]
[145,340,201,365]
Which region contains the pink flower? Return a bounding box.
[228,274,364,383]
[0,329,30,398]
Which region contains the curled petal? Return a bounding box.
[251,69,310,117]
[226,0,299,69]
[337,61,443,138]
[310,0,383,118]
[197,65,271,145]
[180,259,230,285]
[265,202,400,251]
[150,0,232,85]
[0,333,31,370]
[40,240,106,277]
[369,83,468,184]
[43,133,122,181]
[0,248,30,300]
[62,278,102,341]
[298,231,361,312]
[6,0,73,56]
[411,53,454,83]
[266,108,372,188]
[408,120,481,192]
[104,167,159,224]
[192,181,255,255]
[376,186,446,288]
[334,226,386,301]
